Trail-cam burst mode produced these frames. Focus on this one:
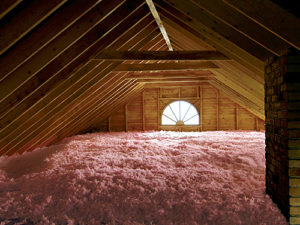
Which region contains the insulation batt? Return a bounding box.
[0,131,287,225]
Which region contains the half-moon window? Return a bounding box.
[161,101,199,125]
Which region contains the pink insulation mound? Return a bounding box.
[0,131,287,225]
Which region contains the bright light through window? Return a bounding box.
[161,101,199,125]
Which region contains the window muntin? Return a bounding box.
[161,101,199,125]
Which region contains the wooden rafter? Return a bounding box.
[95,50,229,60]
[145,0,173,50]
[190,0,290,56]
[0,0,68,56]
[0,0,104,79]
[224,0,300,51]
[112,61,218,71]
[0,0,128,103]
[0,1,150,155]
[0,0,23,20]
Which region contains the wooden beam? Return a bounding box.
[146,0,173,50]
[112,61,218,71]
[0,0,68,56]
[126,71,215,79]
[223,0,300,51]
[136,77,212,83]
[190,0,289,56]
[95,50,229,60]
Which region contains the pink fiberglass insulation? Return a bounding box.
[0,131,287,225]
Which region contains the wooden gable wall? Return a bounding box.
[89,83,264,133]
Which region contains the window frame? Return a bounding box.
[161,100,200,126]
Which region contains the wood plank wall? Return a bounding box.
[93,83,264,132]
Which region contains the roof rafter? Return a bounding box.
[224,0,300,51]
[190,0,289,56]
[0,0,105,79]
[0,0,68,55]
[0,0,23,20]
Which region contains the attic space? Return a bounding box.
[0,0,299,224]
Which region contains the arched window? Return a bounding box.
[161,100,199,125]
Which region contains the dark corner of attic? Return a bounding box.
[0,0,299,224]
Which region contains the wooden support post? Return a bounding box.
[125,104,128,132]
[142,90,145,131]
[255,117,258,131]
[200,86,203,131]
[108,116,111,132]
[157,88,160,130]
[216,89,219,130]
[235,103,239,130]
